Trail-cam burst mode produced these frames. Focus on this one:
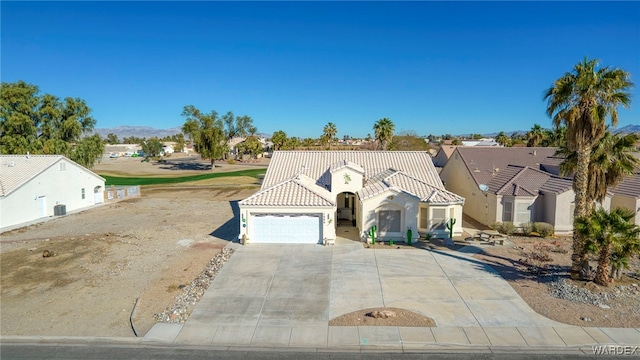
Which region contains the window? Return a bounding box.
[419,208,430,229]
[431,208,446,230]
[379,210,401,233]
[81,188,85,200]
[59,162,66,171]
[516,203,531,224]
[503,202,513,222]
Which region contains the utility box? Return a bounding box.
[54,204,66,216]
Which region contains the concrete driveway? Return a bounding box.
[157,239,639,349]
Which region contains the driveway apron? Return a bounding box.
[176,239,572,347]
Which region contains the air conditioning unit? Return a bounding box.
[54,204,67,216]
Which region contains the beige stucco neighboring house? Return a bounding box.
[238,151,465,244]
[440,147,575,233]
[432,146,459,167]
[0,155,106,230]
[607,171,640,226]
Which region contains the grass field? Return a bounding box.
[99,168,266,186]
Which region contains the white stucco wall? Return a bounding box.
[0,159,105,229]
[359,189,418,242]
[330,167,364,195]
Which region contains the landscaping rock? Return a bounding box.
[154,247,234,323]
[368,309,396,319]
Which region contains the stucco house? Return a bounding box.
[432,146,459,168]
[0,155,105,230]
[238,151,465,244]
[439,147,576,233]
[604,171,640,226]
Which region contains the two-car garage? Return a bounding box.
[249,213,323,244]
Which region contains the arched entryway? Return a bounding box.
[337,192,356,226]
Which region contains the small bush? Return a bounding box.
[521,222,534,236]
[491,222,502,231]
[500,221,516,235]
[227,159,236,165]
[533,222,554,237]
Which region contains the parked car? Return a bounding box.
[109,153,119,158]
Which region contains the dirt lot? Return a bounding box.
[1,185,257,337]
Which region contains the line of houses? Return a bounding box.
[2,145,638,239]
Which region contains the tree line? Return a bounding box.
[0,81,103,169]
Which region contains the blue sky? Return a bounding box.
[2,2,639,139]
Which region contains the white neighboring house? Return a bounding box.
[0,155,106,230]
[238,151,465,244]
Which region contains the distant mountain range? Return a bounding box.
[95,124,639,140]
[93,126,182,139]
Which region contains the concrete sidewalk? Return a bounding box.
[141,239,640,352]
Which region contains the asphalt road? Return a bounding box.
[0,343,596,360]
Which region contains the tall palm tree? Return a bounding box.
[556,132,639,211]
[526,124,546,147]
[544,57,633,280]
[322,122,337,149]
[374,118,395,150]
[575,208,640,286]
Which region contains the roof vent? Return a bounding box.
[532,150,537,156]
[9,161,15,167]
[26,152,30,159]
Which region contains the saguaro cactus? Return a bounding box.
[445,218,456,239]
[368,225,377,244]
[406,228,412,245]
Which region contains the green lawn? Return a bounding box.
[100,168,266,186]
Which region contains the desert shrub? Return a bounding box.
[491,222,502,231]
[226,158,236,165]
[500,221,516,235]
[521,222,534,236]
[520,242,553,275]
[533,222,554,237]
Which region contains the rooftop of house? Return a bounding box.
[0,155,104,197]
[262,151,444,191]
[452,147,563,188]
[241,151,463,207]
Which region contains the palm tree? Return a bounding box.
[526,124,546,147]
[556,132,639,211]
[544,57,633,280]
[495,131,510,147]
[322,122,337,149]
[575,208,640,286]
[374,118,395,150]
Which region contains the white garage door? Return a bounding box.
[251,214,322,244]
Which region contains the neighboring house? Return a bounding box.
[439,147,576,233]
[161,143,175,155]
[461,138,502,147]
[0,155,105,230]
[432,146,459,167]
[238,151,465,244]
[606,171,640,226]
[104,144,142,157]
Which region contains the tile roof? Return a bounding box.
[488,166,551,196]
[0,155,102,197]
[263,151,444,191]
[329,160,365,174]
[454,147,561,187]
[239,173,335,207]
[610,172,640,199]
[358,170,465,204]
